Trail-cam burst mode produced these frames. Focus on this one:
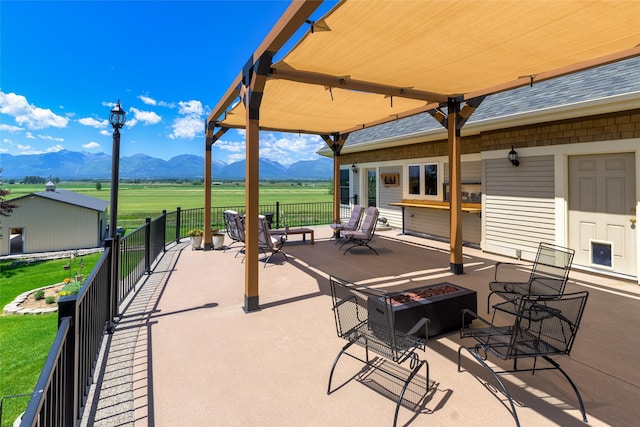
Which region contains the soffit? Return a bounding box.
[215,0,640,135]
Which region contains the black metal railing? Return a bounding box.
[19,200,359,427]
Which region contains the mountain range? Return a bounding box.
[0,150,334,180]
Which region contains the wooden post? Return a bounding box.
[448,98,463,274]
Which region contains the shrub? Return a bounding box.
[59,280,82,297]
[45,296,56,304]
[187,229,203,237]
[34,290,45,300]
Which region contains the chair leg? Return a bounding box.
[458,345,521,427]
[328,341,355,395]
[543,356,588,423]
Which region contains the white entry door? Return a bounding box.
[569,153,637,277]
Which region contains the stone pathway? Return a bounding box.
[79,243,185,426]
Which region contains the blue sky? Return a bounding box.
[0,1,336,165]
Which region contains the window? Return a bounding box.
[406,163,439,199]
[339,169,350,205]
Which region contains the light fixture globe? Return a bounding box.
[351,163,358,174]
[508,146,520,167]
[109,100,126,129]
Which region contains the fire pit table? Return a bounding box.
[384,283,477,338]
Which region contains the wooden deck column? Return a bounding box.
[204,125,229,251]
[242,52,272,312]
[322,133,348,228]
[448,97,463,274]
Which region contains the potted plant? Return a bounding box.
[187,229,204,249]
[211,228,225,250]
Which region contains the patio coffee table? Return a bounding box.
[271,227,314,244]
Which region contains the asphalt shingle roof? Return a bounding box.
[345,56,640,145]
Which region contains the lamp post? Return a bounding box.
[108,100,125,333]
[109,100,126,238]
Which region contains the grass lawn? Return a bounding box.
[6,180,333,229]
[0,253,101,427]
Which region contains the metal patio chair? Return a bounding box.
[328,276,430,427]
[257,215,287,267]
[339,206,380,255]
[487,242,575,313]
[223,210,244,254]
[458,291,589,426]
[330,204,364,241]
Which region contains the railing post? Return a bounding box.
[162,210,167,251]
[58,298,77,426]
[275,201,280,229]
[106,236,120,333]
[145,217,151,274]
[175,207,182,243]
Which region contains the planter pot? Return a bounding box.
[212,234,225,250]
[75,274,84,282]
[189,236,203,250]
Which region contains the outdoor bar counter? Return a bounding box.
[389,200,481,235]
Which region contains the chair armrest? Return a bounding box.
[460,309,495,338]
[405,317,429,342]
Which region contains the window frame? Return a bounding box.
[404,162,441,201]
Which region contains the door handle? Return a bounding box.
[631,217,637,229]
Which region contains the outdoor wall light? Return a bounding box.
[351,163,358,174]
[508,146,520,167]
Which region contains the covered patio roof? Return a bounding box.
[203,0,640,312]
[213,0,640,134]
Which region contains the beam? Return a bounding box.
[270,67,448,103]
[206,0,323,126]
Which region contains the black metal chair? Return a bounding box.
[459,291,589,426]
[487,242,575,313]
[339,206,380,255]
[223,210,244,255]
[328,276,429,427]
[257,215,287,267]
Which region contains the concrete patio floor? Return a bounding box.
[81,226,640,426]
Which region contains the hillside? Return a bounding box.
[0,150,333,180]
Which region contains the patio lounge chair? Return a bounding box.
[330,204,364,240]
[223,210,244,254]
[257,215,287,267]
[459,291,589,426]
[487,242,575,313]
[339,206,379,255]
[328,276,429,427]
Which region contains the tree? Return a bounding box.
[96,182,102,191]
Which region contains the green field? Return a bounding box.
[6,180,334,229]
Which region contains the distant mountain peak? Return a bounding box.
[0,150,332,180]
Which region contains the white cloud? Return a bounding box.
[38,135,64,142]
[0,123,23,133]
[169,116,202,139]
[127,107,161,127]
[17,144,33,151]
[83,141,101,149]
[139,95,157,105]
[178,100,204,116]
[46,145,64,152]
[168,99,205,139]
[0,91,68,130]
[100,130,110,136]
[214,132,324,165]
[78,117,108,128]
[25,132,36,139]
